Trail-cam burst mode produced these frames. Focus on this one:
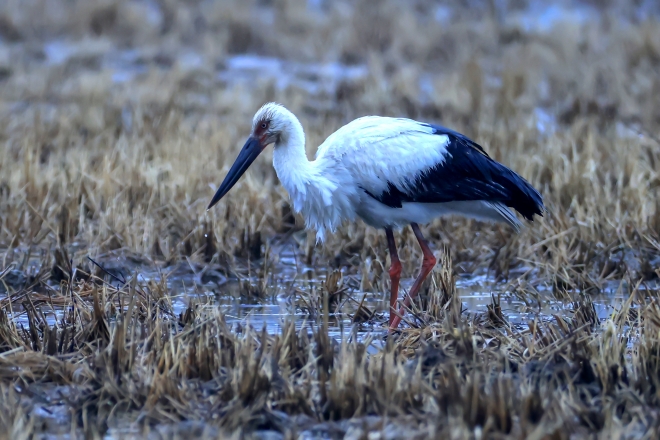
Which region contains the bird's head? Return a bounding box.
[207,103,292,210]
[251,102,287,146]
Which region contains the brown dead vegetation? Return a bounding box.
[0,253,659,438]
[0,0,659,437]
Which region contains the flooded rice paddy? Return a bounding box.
[1,241,657,439]
[0,241,652,439]
[1,241,646,341]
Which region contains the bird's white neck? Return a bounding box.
[271,111,354,241]
[272,112,313,196]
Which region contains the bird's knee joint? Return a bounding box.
[389,261,402,278]
[423,255,437,270]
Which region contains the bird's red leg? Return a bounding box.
[390,223,436,330]
[385,228,401,327]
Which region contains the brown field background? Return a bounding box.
[0,0,658,278]
[0,0,660,438]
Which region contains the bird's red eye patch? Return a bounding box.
[255,120,269,135]
[254,119,271,145]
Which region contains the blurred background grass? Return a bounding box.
[0,0,659,282]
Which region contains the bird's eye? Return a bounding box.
[261,122,268,129]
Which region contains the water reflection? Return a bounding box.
[0,240,647,345]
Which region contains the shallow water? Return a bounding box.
[0,238,642,342]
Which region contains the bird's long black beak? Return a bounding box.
[207,137,263,210]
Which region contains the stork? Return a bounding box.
[207,103,544,330]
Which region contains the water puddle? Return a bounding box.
[0,239,645,343]
[4,216,658,353]
[217,54,368,97]
[503,0,659,32]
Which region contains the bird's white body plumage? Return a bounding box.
[264,103,520,241]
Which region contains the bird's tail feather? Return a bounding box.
[485,202,523,233]
[496,169,544,221]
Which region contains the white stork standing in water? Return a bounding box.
[207,103,544,330]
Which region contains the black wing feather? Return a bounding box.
[365,124,544,221]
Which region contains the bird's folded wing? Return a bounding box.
[316,116,543,220]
